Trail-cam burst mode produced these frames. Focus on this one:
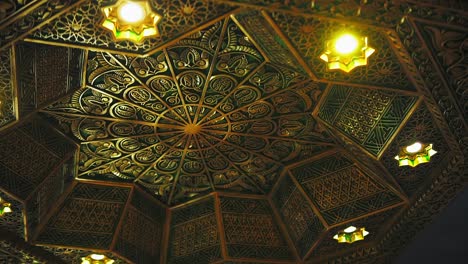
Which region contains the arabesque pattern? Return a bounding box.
[43,18,333,205]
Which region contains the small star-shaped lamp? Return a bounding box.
[101,0,162,43]
[333,226,369,244]
[81,254,114,264]
[0,197,12,217]
[320,33,375,73]
[394,142,437,167]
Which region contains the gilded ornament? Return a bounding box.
[101,0,162,43]
[394,142,437,167]
[320,33,375,72]
[333,226,369,244]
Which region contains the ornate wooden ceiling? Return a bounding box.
[0,0,466,263]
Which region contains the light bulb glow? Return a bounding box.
[343,226,357,233]
[320,33,375,72]
[334,34,359,54]
[91,254,106,260]
[118,2,146,24]
[405,142,422,153]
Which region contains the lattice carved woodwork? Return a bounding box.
[0,125,60,200]
[168,196,221,264]
[0,115,76,202]
[291,154,403,225]
[25,155,75,241]
[28,0,235,55]
[36,183,131,249]
[114,188,165,264]
[271,174,325,258]
[318,85,418,157]
[15,42,84,116]
[0,47,16,129]
[219,197,293,261]
[43,16,333,205]
[270,12,415,91]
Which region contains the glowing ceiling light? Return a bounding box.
[101,0,162,43]
[118,2,146,23]
[0,197,12,217]
[334,34,359,54]
[320,33,375,73]
[333,226,369,244]
[81,253,114,264]
[395,142,437,167]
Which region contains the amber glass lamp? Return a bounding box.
[0,197,12,217]
[394,142,437,167]
[320,33,375,72]
[333,226,369,244]
[101,0,162,43]
[81,254,114,264]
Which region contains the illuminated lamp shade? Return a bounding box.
[81,254,114,264]
[101,0,162,43]
[333,226,369,244]
[320,33,375,73]
[0,197,12,216]
[394,142,437,167]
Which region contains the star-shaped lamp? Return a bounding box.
[81,254,114,264]
[320,33,375,73]
[0,196,12,217]
[333,226,369,244]
[394,142,437,167]
[101,0,162,43]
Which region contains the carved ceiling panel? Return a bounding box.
[272,173,325,258]
[0,116,75,201]
[168,196,221,264]
[43,17,334,205]
[290,153,404,225]
[219,196,293,261]
[36,183,131,249]
[318,85,419,157]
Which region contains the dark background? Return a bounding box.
[396,187,468,263]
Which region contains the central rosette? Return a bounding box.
[184,123,202,134]
[155,105,230,151]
